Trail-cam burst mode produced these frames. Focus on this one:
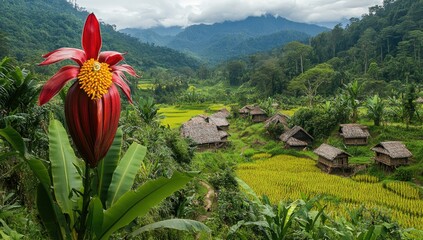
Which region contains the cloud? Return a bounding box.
[75,0,383,29]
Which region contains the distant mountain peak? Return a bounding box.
[121,14,330,63]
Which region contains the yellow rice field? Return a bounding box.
[236,155,423,230]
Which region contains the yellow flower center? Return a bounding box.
[78,59,113,100]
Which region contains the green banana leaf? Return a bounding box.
[99,171,196,239]
[97,128,122,206]
[0,125,27,158]
[27,157,51,190]
[87,197,104,239]
[106,142,147,207]
[0,125,52,195]
[129,219,211,237]
[48,119,82,225]
[37,184,71,240]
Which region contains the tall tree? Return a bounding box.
[282,41,312,76]
[227,60,246,86]
[250,58,286,97]
[357,28,377,74]
[288,63,335,107]
[402,84,417,128]
[330,24,344,58]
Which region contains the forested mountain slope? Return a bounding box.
[123,15,329,63]
[222,0,423,101]
[0,0,200,73]
[310,0,423,82]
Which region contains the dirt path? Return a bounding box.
[197,181,215,222]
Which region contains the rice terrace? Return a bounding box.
[237,155,423,230]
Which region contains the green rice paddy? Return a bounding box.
[158,104,230,128]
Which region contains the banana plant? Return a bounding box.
[0,120,203,239]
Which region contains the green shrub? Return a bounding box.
[209,168,238,191]
[392,167,413,181]
[289,108,338,139]
[242,148,257,158]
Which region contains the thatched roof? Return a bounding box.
[181,122,222,144]
[339,124,370,139]
[285,137,308,147]
[371,141,412,159]
[208,116,229,127]
[416,97,423,104]
[239,105,255,114]
[211,108,230,118]
[189,115,207,123]
[280,126,313,142]
[313,143,351,160]
[218,130,229,139]
[264,113,289,128]
[250,106,266,116]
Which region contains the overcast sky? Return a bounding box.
[74,0,383,30]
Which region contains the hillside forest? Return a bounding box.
[1,0,423,239]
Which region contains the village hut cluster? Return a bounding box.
[313,123,413,173]
[180,108,230,150]
[181,104,413,174]
[239,105,268,122]
[272,121,412,174]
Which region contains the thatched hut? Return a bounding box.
[208,116,230,131]
[211,108,230,118]
[314,143,351,173]
[371,141,412,168]
[239,105,254,118]
[264,113,289,130]
[280,126,313,150]
[339,124,370,145]
[180,121,224,150]
[250,106,268,123]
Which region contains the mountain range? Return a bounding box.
[120,15,330,63]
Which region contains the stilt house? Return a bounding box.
[314,143,351,173]
[339,124,370,145]
[371,141,412,168]
[279,126,313,150]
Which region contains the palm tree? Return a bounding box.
[344,80,362,122]
[366,94,385,126]
[135,97,160,124]
[0,57,39,126]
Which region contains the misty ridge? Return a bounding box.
[120,15,330,63]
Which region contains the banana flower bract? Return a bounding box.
[38,13,137,167]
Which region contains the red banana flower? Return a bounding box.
[38,13,137,167]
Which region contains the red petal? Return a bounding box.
[38,66,80,105]
[39,48,87,66]
[98,51,124,66]
[82,13,101,59]
[111,64,138,77]
[112,72,132,103]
